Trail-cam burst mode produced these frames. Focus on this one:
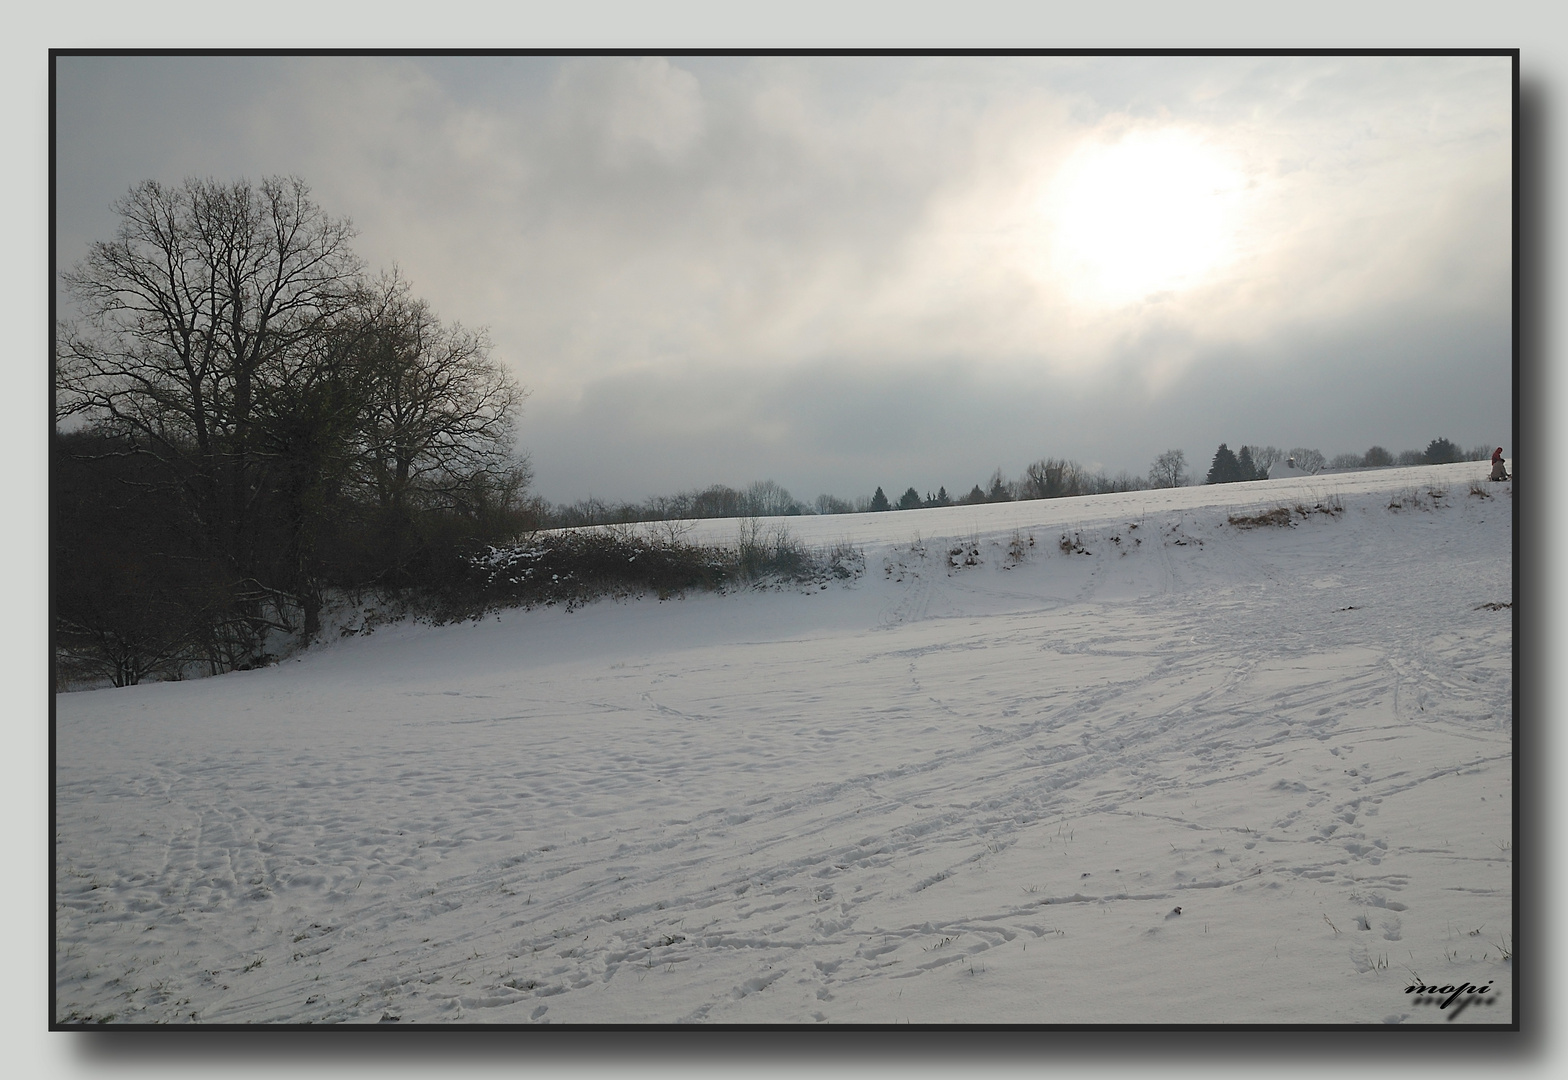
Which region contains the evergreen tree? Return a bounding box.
[964,484,986,504]
[1423,437,1462,464]
[986,468,1012,502]
[935,486,951,506]
[1206,443,1243,484]
[1236,445,1257,481]
[870,486,891,512]
[897,487,922,510]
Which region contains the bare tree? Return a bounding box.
[740,479,800,517]
[1089,470,1145,493]
[57,176,532,655]
[1021,458,1088,500]
[58,176,362,646]
[691,485,743,518]
[1244,446,1284,474]
[348,276,527,520]
[1148,449,1188,488]
[1288,447,1326,473]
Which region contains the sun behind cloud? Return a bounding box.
[1041,126,1249,309]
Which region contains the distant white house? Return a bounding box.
[1267,456,1316,480]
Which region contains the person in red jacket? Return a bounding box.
[1490,447,1509,481]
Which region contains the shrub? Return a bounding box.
[467,530,731,614]
[947,536,982,569]
[452,524,864,618]
[1227,507,1293,529]
[1296,493,1344,517]
[1387,487,1436,512]
[1006,530,1034,564]
[737,517,823,579]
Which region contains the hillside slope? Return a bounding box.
[55,462,1513,1024]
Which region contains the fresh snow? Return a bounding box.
[54,462,1513,1024]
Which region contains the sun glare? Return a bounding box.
[1042,128,1246,309]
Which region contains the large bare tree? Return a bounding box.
[1021,457,1088,500]
[57,176,530,663]
[348,276,526,518]
[58,177,361,590]
[1148,449,1188,488]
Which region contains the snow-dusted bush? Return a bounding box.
[468,531,731,613]
[449,525,864,617]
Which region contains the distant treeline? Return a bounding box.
[540,437,1499,530]
[537,460,1147,529]
[1200,438,1493,485]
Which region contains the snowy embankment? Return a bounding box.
[55,462,1513,1024]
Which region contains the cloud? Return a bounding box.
[53,54,1512,503]
[551,57,706,168]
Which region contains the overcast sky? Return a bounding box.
[54,54,1512,505]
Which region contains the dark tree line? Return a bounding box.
[1204,438,1493,484]
[541,452,1155,529]
[863,460,1145,509]
[55,177,532,685]
[543,478,808,529]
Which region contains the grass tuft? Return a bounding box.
[1228,507,1293,529]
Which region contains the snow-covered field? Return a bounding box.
[53,462,1513,1025]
